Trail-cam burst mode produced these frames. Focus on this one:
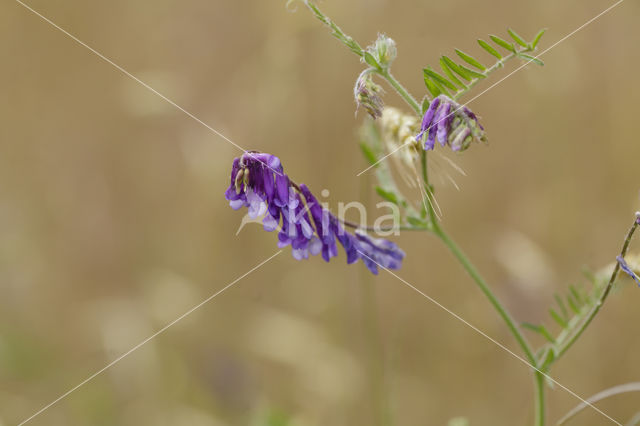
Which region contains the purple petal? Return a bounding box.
[450,127,471,152]
[617,255,640,286]
[229,199,245,210]
[274,174,290,207]
[416,97,441,142]
[309,237,322,256]
[425,119,438,150]
[263,212,279,232]
[436,103,451,147]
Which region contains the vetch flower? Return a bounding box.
[354,71,384,119]
[379,107,420,185]
[416,95,487,152]
[225,151,405,274]
[616,255,640,286]
[355,230,405,274]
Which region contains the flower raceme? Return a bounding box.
[225,152,405,274]
[416,95,487,152]
[354,71,384,119]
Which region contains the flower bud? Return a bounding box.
[354,72,384,119]
[367,34,397,69]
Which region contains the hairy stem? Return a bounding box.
[299,0,364,57]
[378,69,422,115]
[299,1,422,117]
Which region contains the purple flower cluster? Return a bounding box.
[354,72,384,119]
[616,255,640,286]
[416,95,487,152]
[225,152,405,274]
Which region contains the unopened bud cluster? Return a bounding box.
[367,34,397,69]
[354,72,385,119]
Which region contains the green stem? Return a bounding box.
[420,148,543,425]
[378,69,422,115]
[300,1,365,57]
[548,218,639,364]
[431,225,538,366]
[300,1,422,117]
[534,371,546,426]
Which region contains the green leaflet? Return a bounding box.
[490,34,516,52]
[421,28,546,100]
[518,53,544,66]
[522,323,556,343]
[375,186,400,205]
[458,65,486,79]
[424,67,458,91]
[441,55,473,81]
[407,216,429,228]
[507,28,528,48]
[439,57,467,88]
[359,141,378,166]
[549,308,568,328]
[454,49,486,71]
[477,39,502,59]
[363,51,380,69]
[424,76,444,98]
[532,28,547,49]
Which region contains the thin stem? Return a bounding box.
[378,69,422,115]
[299,1,364,57]
[432,226,538,366]
[534,371,546,426]
[300,1,422,117]
[419,145,543,425]
[418,146,536,365]
[549,218,639,363]
[420,150,436,223]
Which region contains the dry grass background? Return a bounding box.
[1,0,640,425]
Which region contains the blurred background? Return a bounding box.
[2,0,640,425]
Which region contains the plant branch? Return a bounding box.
[298,0,364,57]
[452,45,537,101]
[378,69,421,115]
[299,1,421,116]
[545,216,639,365]
[431,226,538,366]
[418,146,543,424]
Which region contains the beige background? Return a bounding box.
[1,0,640,425]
